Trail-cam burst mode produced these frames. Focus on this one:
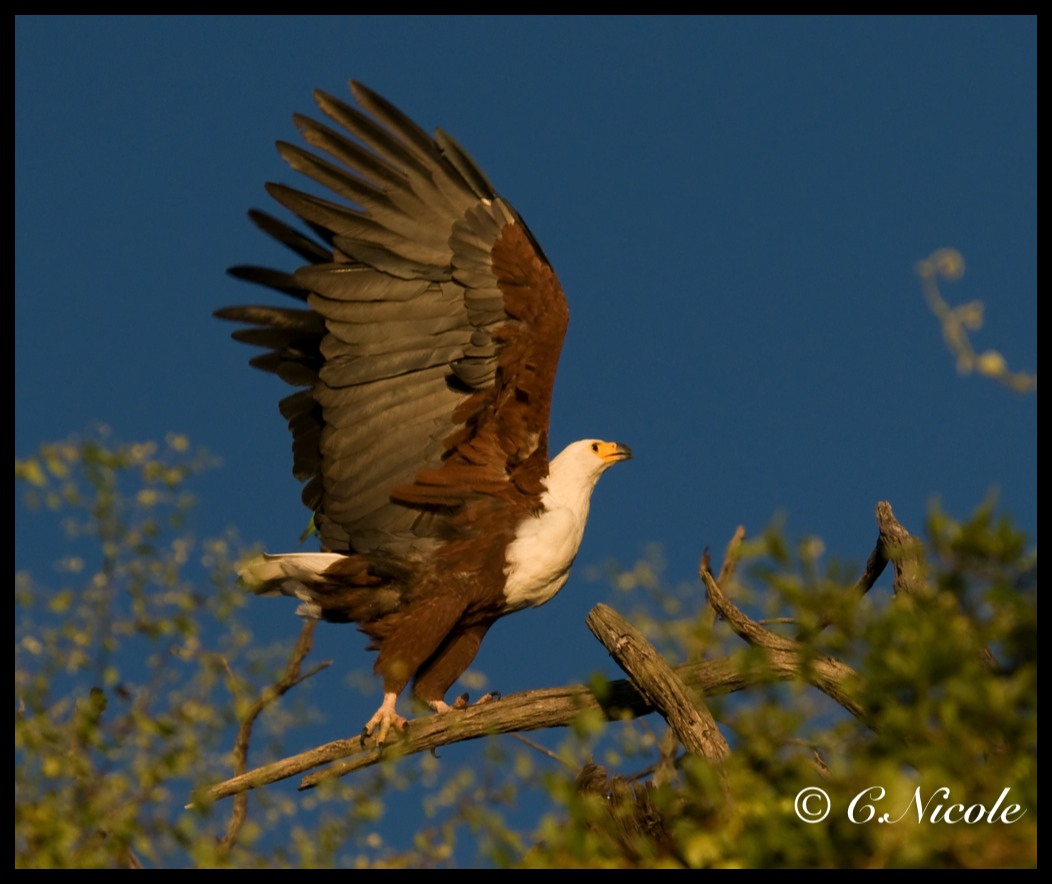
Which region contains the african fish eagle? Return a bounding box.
[216,82,631,743]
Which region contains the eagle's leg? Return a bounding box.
[413,623,492,713]
[361,691,407,746]
[362,596,472,744]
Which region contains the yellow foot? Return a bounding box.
[361,692,408,746]
[428,691,501,714]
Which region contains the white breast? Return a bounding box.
[501,498,585,612]
[499,439,620,613]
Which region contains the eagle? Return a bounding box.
[217,82,631,742]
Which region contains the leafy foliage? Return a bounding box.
[15,433,1037,867]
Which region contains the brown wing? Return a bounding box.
[217,82,569,557]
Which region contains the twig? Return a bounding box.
[510,733,569,766]
[213,621,329,849]
[703,525,746,628]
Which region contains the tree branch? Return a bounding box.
[874,500,999,670]
[586,604,730,766]
[701,567,867,723]
[875,500,927,599]
[198,639,864,802]
[200,503,958,804]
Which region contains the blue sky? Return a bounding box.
[16,15,1036,860]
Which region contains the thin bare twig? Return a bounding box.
[214,621,329,849]
[510,733,569,766]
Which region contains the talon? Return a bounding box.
[361,692,407,746]
[428,692,470,713]
[427,691,500,715]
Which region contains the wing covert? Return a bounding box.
[217,82,569,556]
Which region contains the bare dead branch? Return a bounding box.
[875,501,928,599]
[703,524,746,629]
[800,501,914,644]
[586,604,730,766]
[855,526,890,597]
[202,504,990,804]
[796,516,890,641]
[198,634,868,803]
[716,525,747,585]
[701,568,867,723]
[875,501,999,670]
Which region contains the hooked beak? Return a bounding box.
[595,441,633,465]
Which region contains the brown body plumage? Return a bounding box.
[218,83,630,740]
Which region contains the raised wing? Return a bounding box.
[217,83,569,557]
